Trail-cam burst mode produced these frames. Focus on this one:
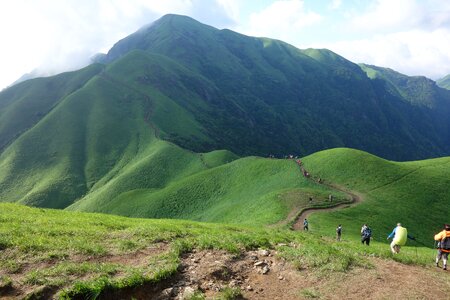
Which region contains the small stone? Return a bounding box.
[254,261,265,267]
[191,258,200,263]
[258,249,270,256]
[278,275,284,280]
[262,266,270,274]
[180,286,196,299]
[277,243,287,247]
[246,285,253,291]
[249,255,258,260]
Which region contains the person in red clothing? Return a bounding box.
[434,224,450,270]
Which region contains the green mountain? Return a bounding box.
[95,14,450,160]
[0,14,449,218]
[437,73,450,90]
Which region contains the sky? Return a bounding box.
[1,0,450,90]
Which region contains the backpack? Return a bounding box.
[441,235,450,250]
[363,227,372,238]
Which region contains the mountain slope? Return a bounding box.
[97,14,450,160]
[302,148,450,241]
[437,73,450,90]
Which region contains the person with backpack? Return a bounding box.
[387,223,415,254]
[303,219,309,231]
[336,224,342,241]
[434,224,450,270]
[361,224,372,245]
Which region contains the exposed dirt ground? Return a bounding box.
[102,249,450,300]
[1,247,449,299]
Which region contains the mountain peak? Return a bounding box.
[101,14,217,63]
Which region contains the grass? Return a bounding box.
[302,148,450,243]
[0,202,440,299]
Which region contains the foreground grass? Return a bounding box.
[0,203,438,299]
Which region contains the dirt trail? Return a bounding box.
[292,183,363,230]
[291,160,364,230]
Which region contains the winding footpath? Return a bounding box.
[291,161,364,230]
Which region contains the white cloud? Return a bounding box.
[329,0,342,10]
[242,0,323,41]
[349,0,450,34]
[320,0,450,79]
[319,28,450,79]
[0,0,237,90]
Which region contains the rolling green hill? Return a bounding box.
[301,148,450,242]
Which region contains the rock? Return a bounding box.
[262,266,270,274]
[162,287,178,297]
[229,279,238,287]
[246,285,253,291]
[180,286,196,299]
[278,275,284,280]
[191,257,200,263]
[249,255,258,260]
[277,243,288,247]
[254,261,265,267]
[258,249,270,256]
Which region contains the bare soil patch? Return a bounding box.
[102,249,449,300]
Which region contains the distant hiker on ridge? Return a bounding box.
[303,219,309,231]
[434,224,450,270]
[336,224,342,241]
[361,224,372,246]
[387,223,415,254]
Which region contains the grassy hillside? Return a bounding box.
[301,148,450,243]
[0,203,445,299]
[99,14,450,160]
[0,64,103,152]
[68,153,346,227]
[437,74,450,90]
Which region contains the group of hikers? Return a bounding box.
[295,159,449,270]
[302,220,450,270]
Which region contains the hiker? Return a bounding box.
[336,224,342,241]
[434,224,450,270]
[303,219,309,231]
[329,194,333,202]
[387,223,415,254]
[309,197,313,203]
[361,224,372,245]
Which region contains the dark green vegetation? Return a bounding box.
[0,203,440,299]
[96,15,450,160]
[437,73,450,90]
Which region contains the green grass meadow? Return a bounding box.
[0,203,439,299]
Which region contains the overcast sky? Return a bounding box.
[1,0,450,90]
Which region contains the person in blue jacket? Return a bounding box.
[387,223,415,253]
